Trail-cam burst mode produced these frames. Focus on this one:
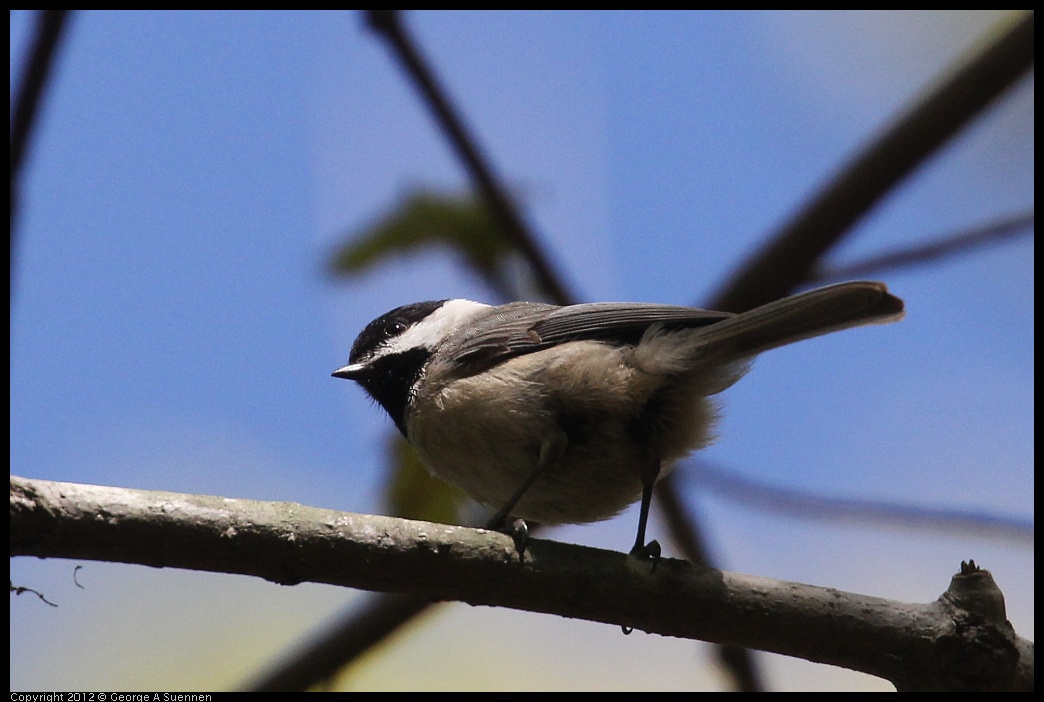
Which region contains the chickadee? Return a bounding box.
[334,281,904,558]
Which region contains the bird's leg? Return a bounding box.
[487,430,568,560]
[629,456,662,566]
[622,455,662,635]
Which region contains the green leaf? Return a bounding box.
[329,190,512,277]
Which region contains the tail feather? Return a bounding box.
[694,281,904,360]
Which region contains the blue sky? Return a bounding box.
[11,11,1032,691]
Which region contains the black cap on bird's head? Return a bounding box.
[332,299,451,435]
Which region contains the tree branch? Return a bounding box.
[814,210,1034,283]
[364,10,576,305]
[688,459,1034,543]
[708,10,1034,315]
[10,476,1032,691]
[10,10,72,285]
[245,593,436,692]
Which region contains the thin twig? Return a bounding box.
[10,582,59,607]
[814,210,1034,283]
[689,460,1034,543]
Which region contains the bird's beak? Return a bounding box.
[332,362,367,380]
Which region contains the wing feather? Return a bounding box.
[441,301,732,376]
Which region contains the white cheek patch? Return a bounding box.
[385,299,491,355]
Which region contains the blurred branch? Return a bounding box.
[11,476,1033,691]
[709,10,1034,314]
[654,469,766,690]
[688,460,1034,544]
[10,10,72,286]
[814,210,1034,283]
[365,10,576,305]
[246,594,437,692]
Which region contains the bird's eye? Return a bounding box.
[384,321,406,337]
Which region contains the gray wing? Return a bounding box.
[439,282,903,377]
[441,301,732,375]
[534,302,732,342]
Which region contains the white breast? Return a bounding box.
[407,338,724,525]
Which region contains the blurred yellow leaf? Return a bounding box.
[384,433,469,525]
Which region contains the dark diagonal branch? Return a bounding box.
[10,10,72,284]
[710,10,1034,315]
[10,10,71,193]
[245,594,436,692]
[365,10,576,305]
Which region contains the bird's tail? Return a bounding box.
[695,281,905,360]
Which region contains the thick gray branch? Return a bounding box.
[10,475,1032,690]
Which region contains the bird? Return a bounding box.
[333,280,904,559]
